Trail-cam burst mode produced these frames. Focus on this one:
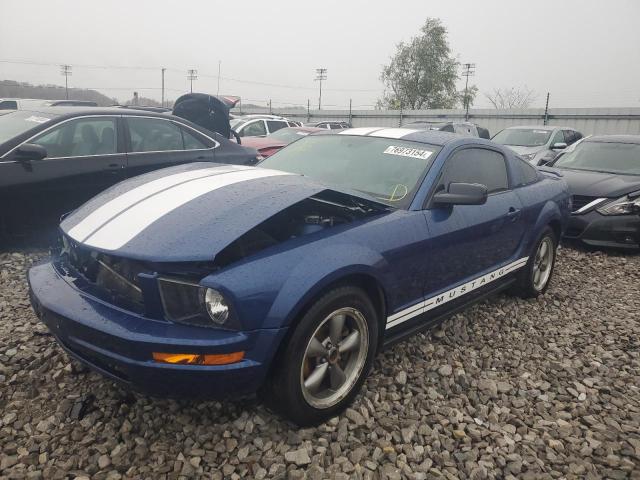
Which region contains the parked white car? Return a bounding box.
[492,125,583,165]
[230,114,301,137]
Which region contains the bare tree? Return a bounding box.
[485,86,536,109]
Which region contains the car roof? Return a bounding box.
[504,125,557,131]
[584,134,640,145]
[14,106,178,119]
[337,127,463,146]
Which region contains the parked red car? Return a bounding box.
[241,127,325,158]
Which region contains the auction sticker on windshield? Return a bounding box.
[384,145,433,160]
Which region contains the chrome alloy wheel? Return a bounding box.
[533,237,554,291]
[300,307,369,409]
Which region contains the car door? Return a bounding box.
[422,146,526,299]
[124,116,215,178]
[1,115,126,225]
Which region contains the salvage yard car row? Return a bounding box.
[0,94,637,425]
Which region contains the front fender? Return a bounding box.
[264,243,387,329]
[202,239,388,332]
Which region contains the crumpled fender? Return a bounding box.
[263,242,388,330]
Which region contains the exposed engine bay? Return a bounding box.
[215,189,389,268]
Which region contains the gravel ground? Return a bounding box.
[1,247,639,480]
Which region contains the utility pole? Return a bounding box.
[349,99,352,125]
[461,63,475,121]
[544,92,550,125]
[269,99,272,114]
[187,69,198,93]
[314,68,327,110]
[60,65,72,99]
[307,99,310,122]
[216,60,221,96]
[161,68,166,107]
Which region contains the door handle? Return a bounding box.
[507,207,521,222]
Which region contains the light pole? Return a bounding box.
[314,68,327,110]
[462,63,475,121]
[187,69,198,93]
[216,60,221,96]
[161,67,166,107]
[60,64,72,99]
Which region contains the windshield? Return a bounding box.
[553,141,640,175]
[0,110,58,144]
[230,118,243,130]
[493,128,552,147]
[268,128,312,144]
[260,135,440,208]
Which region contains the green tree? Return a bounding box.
[379,18,460,110]
[459,84,478,110]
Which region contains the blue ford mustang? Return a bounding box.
[28,128,570,425]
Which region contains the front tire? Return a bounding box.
[264,286,379,426]
[509,226,557,298]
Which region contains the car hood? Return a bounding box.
[61,163,349,262]
[553,167,640,198]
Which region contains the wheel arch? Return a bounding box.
[262,270,389,388]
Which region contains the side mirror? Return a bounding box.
[551,142,567,151]
[15,143,47,161]
[433,182,488,206]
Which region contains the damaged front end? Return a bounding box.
[56,189,390,326]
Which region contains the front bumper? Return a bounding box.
[564,210,640,250]
[28,261,287,398]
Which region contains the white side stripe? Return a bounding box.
[68,165,249,242]
[386,257,529,329]
[368,128,421,138]
[80,168,291,251]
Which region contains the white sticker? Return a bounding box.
[533,130,548,134]
[383,145,433,160]
[296,131,310,136]
[25,116,50,124]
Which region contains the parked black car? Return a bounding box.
[548,135,640,250]
[0,107,257,239]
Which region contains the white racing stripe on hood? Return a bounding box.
[79,168,291,251]
[338,127,383,136]
[368,128,421,139]
[68,165,249,242]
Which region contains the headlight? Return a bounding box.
[520,153,536,162]
[204,288,229,324]
[597,195,640,215]
[158,278,232,328]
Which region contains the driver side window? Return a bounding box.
[438,148,509,194]
[31,117,117,158]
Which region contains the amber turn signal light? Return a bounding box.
[152,351,244,365]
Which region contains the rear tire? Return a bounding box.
[264,286,379,426]
[509,226,557,299]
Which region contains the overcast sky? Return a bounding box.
[1,0,639,109]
